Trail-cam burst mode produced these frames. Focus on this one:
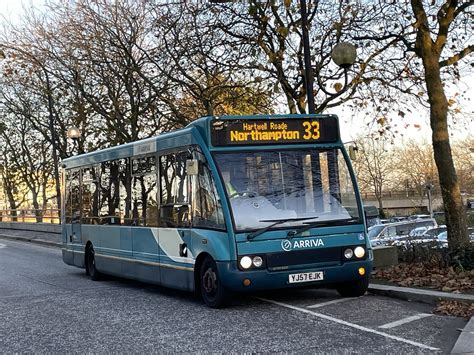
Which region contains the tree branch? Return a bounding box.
[439,44,474,67]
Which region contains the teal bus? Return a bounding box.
[62,114,373,307]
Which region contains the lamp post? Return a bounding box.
[67,126,82,156]
[425,183,434,218]
[299,0,315,114]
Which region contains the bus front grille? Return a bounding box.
[266,247,342,270]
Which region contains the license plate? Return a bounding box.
[288,271,324,284]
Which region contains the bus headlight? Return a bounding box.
[252,256,263,268]
[240,256,252,269]
[354,246,365,258]
[344,248,354,259]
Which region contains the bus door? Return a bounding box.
[158,151,194,290]
[70,170,83,266]
[130,155,159,282]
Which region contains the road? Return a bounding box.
[0,238,467,353]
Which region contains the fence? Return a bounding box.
[0,209,60,224]
[360,189,436,200]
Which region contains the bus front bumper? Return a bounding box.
[216,260,373,292]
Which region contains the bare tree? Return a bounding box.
[394,139,438,199]
[353,136,397,216]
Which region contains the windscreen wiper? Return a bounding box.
[247,216,319,240]
[287,217,360,239]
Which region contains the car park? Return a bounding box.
[391,226,446,248]
[368,219,438,247]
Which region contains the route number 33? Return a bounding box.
[302,121,320,140]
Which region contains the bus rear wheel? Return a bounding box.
[336,275,369,297]
[86,244,102,281]
[199,257,229,308]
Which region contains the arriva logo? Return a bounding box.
[281,238,324,251]
[281,240,292,251]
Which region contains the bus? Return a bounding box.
[62,114,373,308]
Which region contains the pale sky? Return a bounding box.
[1,0,472,145]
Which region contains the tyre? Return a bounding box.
[336,275,369,297]
[199,257,230,308]
[86,245,102,281]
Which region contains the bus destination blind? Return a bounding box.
[211,117,339,146]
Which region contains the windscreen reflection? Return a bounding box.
[214,148,360,231]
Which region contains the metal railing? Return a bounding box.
[360,189,438,200]
[0,209,60,224]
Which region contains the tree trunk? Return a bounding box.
[419,50,469,250]
[417,40,470,250]
[45,71,62,213]
[376,196,384,219]
[411,0,470,251]
[32,192,42,223]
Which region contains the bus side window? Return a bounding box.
[65,169,79,224]
[131,155,158,227]
[119,158,132,225]
[191,150,226,230]
[81,166,100,225]
[159,152,190,228]
[99,160,120,225]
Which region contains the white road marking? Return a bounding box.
[0,243,6,249]
[379,313,433,329]
[258,298,440,351]
[307,297,356,309]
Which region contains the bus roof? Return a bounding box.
[62,114,340,169]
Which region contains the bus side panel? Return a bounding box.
[159,228,194,291]
[89,225,122,275]
[130,227,160,284]
[191,229,232,263]
[62,224,75,266]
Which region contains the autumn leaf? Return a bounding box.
[333,82,343,92]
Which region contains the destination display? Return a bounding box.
[210,117,339,146]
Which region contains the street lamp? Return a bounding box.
[331,42,357,68]
[67,126,81,155]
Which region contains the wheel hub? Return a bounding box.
[203,268,217,294]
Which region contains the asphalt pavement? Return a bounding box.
[0,236,471,353]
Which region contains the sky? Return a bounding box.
[1,0,472,145]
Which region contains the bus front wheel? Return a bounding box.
[336,275,369,297]
[86,244,102,281]
[199,257,229,308]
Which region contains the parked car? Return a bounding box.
[389,216,407,223]
[409,226,431,237]
[421,226,447,239]
[391,226,446,248]
[408,214,432,220]
[368,218,438,247]
[435,228,474,248]
[436,231,448,248]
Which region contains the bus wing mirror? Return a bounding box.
[186,159,199,175]
[348,146,358,161]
